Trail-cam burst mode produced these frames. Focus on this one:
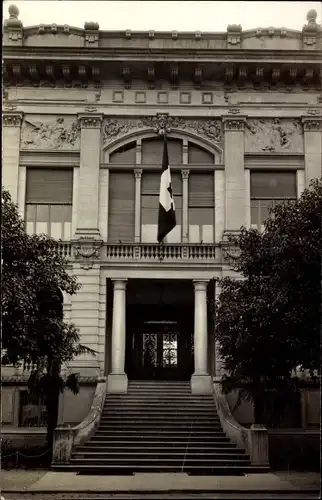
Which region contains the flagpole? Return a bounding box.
[159,129,166,262]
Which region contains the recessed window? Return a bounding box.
[25,168,73,240]
[109,142,136,164]
[250,171,297,230]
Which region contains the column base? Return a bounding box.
[190,374,213,395]
[107,373,128,394]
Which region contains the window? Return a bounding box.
[141,171,182,243]
[188,143,214,164]
[25,168,73,240]
[108,172,135,242]
[109,142,136,164]
[188,172,214,243]
[142,138,182,164]
[250,171,297,230]
[19,391,47,427]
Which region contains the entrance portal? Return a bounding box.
[125,280,194,381]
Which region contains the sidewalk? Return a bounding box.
[0,470,320,493]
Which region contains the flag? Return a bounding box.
[157,137,176,243]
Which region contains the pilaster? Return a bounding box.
[76,113,103,238]
[134,169,143,243]
[222,116,247,237]
[301,118,322,184]
[17,166,26,220]
[3,112,23,204]
[69,263,101,376]
[181,169,190,243]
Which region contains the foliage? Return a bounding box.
[1,189,95,446]
[214,178,322,423]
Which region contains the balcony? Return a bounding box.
[105,243,221,263]
[56,241,222,264]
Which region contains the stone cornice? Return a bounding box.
[3,112,23,127]
[77,113,103,129]
[301,117,322,131]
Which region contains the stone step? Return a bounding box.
[90,435,231,442]
[70,457,252,466]
[78,444,239,451]
[100,414,220,420]
[52,462,270,474]
[74,451,248,459]
[93,431,228,437]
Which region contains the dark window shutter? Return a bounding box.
[108,172,135,242]
[188,143,214,164]
[142,172,159,194]
[26,168,73,203]
[188,172,214,207]
[251,172,297,198]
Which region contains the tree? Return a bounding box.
[1,190,95,448]
[214,178,321,424]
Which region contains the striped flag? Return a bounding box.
[157,137,176,243]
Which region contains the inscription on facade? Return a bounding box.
[21,117,80,149]
[245,118,303,153]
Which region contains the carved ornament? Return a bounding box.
[223,117,246,131]
[245,118,303,153]
[181,169,190,180]
[21,117,80,149]
[301,118,322,132]
[102,114,223,144]
[3,113,22,127]
[134,169,143,179]
[73,237,102,270]
[78,115,103,129]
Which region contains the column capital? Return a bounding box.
[222,116,247,131]
[3,112,23,127]
[111,279,128,291]
[181,169,190,180]
[77,113,103,129]
[193,280,209,291]
[134,168,143,179]
[301,117,322,132]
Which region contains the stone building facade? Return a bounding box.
[2,5,321,431]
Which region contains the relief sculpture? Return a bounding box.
[21,117,80,149]
[102,115,223,145]
[245,118,303,153]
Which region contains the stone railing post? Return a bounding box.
[52,424,74,464]
[247,424,269,466]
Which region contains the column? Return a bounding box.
[3,113,23,204]
[222,116,247,236]
[214,281,225,379]
[76,114,103,237]
[181,169,190,243]
[134,169,142,243]
[191,280,212,394]
[107,279,128,393]
[302,118,322,184]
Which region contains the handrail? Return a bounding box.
[213,378,269,466]
[52,376,107,464]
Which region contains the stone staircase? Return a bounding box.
[59,380,271,475]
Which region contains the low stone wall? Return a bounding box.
[268,429,320,471]
[1,428,47,449]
